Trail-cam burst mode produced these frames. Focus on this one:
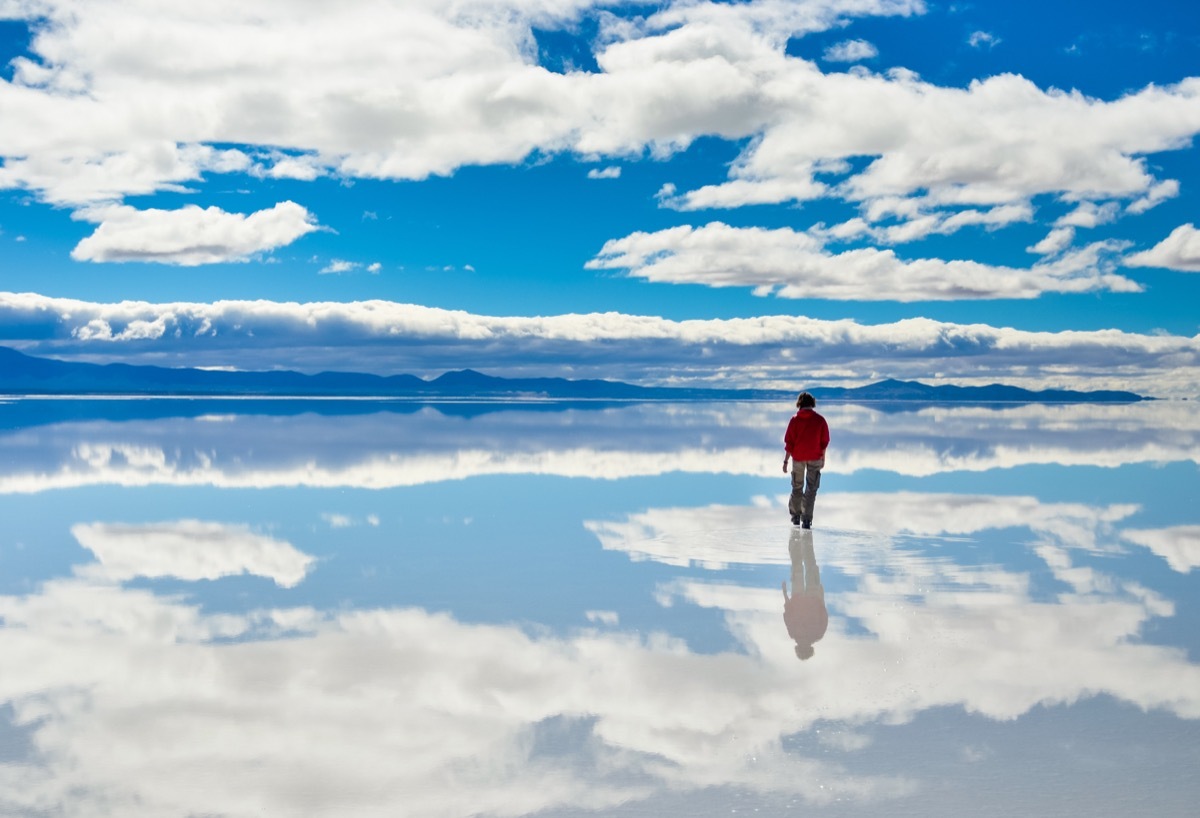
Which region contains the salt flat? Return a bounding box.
[0,400,1196,817]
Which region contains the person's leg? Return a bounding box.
[800,459,823,525]
[789,464,805,522]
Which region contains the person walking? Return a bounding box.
[783,391,829,529]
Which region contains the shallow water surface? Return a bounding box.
[0,398,1197,816]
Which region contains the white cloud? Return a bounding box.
[70,519,315,587]
[967,31,999,49]
[654,65,1200,219]
[823,39,878,63]
[0,142,252,206]
[588,222,1141,300]
[587,165,621,179]
[1124,223,1200,272]
[1123,525,1200,572]
[811,211,1019,246]
[1127,179,1179,214]
[319,259,359,274]
[1056,201,1120,229]
[815,201,1035,244]
[0,0,1190,244]
[70,201,319,265]
[1028,226,1075,256]
[1,291,1197,394]
[256,152,326,181]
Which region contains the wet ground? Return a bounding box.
[0,398,1197,816]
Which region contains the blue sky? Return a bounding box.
[0,0,1198,394]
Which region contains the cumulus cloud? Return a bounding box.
[823,39,878,63]
[587,166,621,179]
[1056,201,1120,229]
[0,142,253,206]
[589,222,1141,300]
[0,0,1191,244]
[254,151,327,181]
[70,201,319,265]
[1029,226,1075,256]
[653,65,1200,220]
[1126,179,1179,214]
[1,291,1197,395]
[70,519,315,587]
[810,201,1034,245]
[1124,223,1200,272]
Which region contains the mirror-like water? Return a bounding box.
[1,399,1197,817]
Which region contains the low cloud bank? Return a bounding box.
[1,292,1197,395]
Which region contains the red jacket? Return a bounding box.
[784,409,829,461]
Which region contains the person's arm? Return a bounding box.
[783,417,794,472]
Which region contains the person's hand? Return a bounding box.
[782,458,789,474]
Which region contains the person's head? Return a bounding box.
[796,392,816,409]
[795,643,815,661]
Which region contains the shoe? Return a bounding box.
[801,520,811,529]
[791,515,801,525]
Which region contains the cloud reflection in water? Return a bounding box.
[0,529,914,817]
[0,399,1196,816]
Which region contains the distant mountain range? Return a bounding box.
[808,378,1147,403]
[0,346,1147,403]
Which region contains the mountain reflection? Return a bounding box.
[0,399,1197,492]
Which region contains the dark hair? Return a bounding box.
[796,392,816,409]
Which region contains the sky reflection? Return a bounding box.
[0,400,1197,816]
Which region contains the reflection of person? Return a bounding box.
[782,391,830,529]
[782,528,826,661]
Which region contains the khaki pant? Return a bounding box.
[789,457,824,524]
